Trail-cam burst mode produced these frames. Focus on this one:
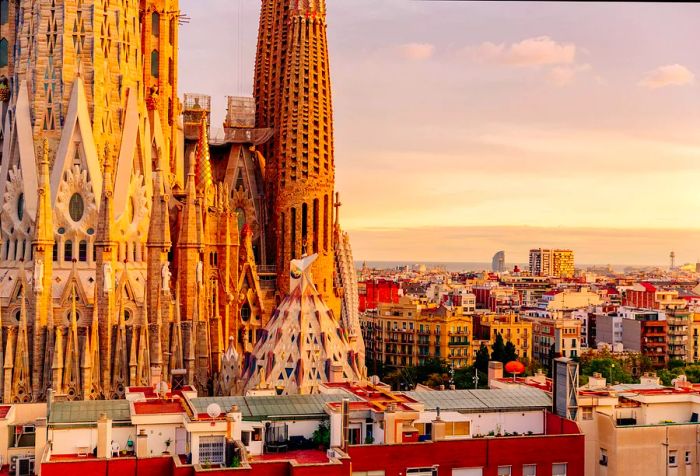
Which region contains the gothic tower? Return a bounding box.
[255,0,339,316]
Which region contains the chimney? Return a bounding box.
[488,361,503,388]
[640,372,661,386]
[431,406,446,442]
[330,364,344,383]
[226,405,241,441]
[587,372,607,389]
[341,399,350,451]
[97,413,113,458]
[136,429,149,458]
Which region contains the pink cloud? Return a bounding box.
[638,64,695,89]
[469,36,577,67]
[398,43,435,61]
[547,64,591,86]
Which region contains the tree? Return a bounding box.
[504,341,518,363]
[475,344,489,373]
[491,334,506,363]
[454,365,487,389]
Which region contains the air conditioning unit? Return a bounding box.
[15,456,34,476]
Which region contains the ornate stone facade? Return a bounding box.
[0,0,364,402]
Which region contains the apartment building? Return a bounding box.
[529,248,575,278]
[360,297,473,370]
[474,314,533,360]
[525,316,582,364]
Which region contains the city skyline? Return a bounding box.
[179,0,700,265]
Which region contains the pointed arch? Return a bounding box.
[51,78,102,210]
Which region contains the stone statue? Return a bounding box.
[34,259,44,293]
[161,263,172,292]
[103,262,114,294]
[196,261,203,287]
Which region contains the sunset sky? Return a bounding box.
[179,1,700,266]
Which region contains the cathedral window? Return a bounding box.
[169,17,176,45]
[241,303,251,322]
[78,240,87,262]
[290,207,297,259]
[151,49,160,78]
[0,0,8,25]
[52,243,58,262]
[69,193,84,222]
[16,193,24,221]
[323,195,329,251]
[64,241,73,261]
[0,38,8,67]
[151,12,160,38]
[312,199,319,254]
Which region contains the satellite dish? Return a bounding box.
[207,403,222,419]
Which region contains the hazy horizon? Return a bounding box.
[179,1,700,264]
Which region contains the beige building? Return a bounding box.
[579,374,700,476]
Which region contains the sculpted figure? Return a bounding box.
[34,259,44,293]
[103,262,114,294]
[196,261,203,287]
[161,263,172,291]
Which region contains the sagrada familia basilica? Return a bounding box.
[0,0,364,402]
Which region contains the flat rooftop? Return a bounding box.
[191,393,362,421]
[50,400,131,425]
[404,386,552,412]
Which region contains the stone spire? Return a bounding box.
[95,146,118,396]
[13,286,31,402]
[111,269,129,398]
[195,116,213,195]
[31,138,54,399]
[176,160,201,321]
[146,166,171,381]
[89,293,101,398]
[62,284,82,399]
[170,285,184,373]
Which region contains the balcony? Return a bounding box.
[449,340,470,347]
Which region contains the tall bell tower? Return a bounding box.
[255,0,339,316]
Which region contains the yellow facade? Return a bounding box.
[361,297,473,369]
[478,314,533,361]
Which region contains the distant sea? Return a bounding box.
[355,261,651,273]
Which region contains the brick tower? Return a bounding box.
[255,0,339,316]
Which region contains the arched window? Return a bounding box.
[78,240,87,262]
[151,12,160,37]
[64,241,73,261]
[241,303,251,322]
[169,17,175,45]
[0,38,8,68]
[0,1,8,25]
[151,50,159,78]
[52,243,58,262]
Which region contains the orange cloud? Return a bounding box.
[638,64,695,89]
